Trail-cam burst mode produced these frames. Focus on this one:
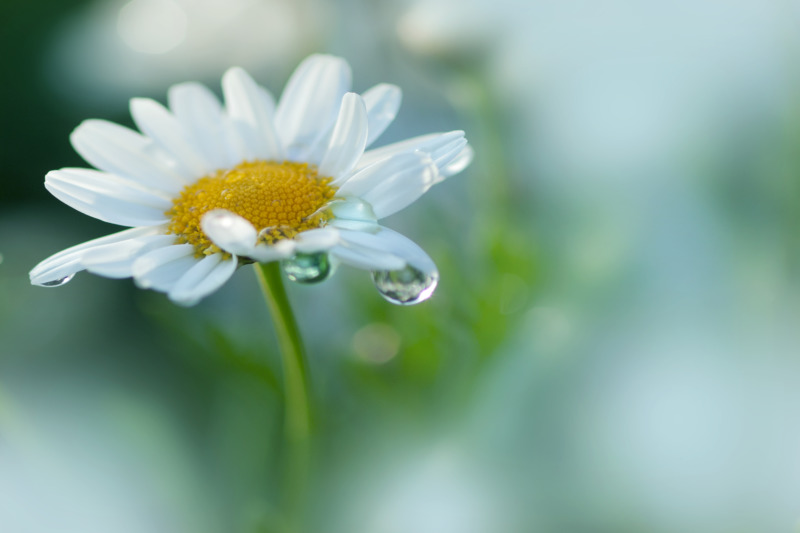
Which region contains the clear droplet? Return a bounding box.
[41,274,75,287]
[324,198,378,231]
[283,252,333,284]
[372,265,438,305]
[328,197,376,221]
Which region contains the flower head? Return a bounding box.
[30,54,472,305]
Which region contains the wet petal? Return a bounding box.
[325,225,436,274]
[361,226,437,274]
[329,245,405,271]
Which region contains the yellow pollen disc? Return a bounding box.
[167,160,337,257]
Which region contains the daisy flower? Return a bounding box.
[30,54,472,306]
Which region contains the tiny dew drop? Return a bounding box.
[41,274,75,287]
[372,265,438,305]
[283,252,333,284]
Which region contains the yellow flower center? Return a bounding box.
[167,160,338,256]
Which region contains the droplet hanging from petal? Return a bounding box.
[371,265,438,305]
[40,274,75,287]
[283,252,333,284]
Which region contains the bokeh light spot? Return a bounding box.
[117,0,187,55]
[352,323,401,364]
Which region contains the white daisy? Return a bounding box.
[30,54,472,306]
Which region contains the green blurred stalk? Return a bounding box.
[254,262,311,532]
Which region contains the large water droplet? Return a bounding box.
[283,252,333,284]
[41,274,75,287]
[325,198,378,231]
[372,265,438,305]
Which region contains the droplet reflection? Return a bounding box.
[372,265,438,305]
[283,252,333,284]
[41,274,75,287]
[117,0,188,55]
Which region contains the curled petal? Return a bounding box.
[201,209,258,256]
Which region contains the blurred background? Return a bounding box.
[2,0,800,531]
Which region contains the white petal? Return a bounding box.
[364,226,437,274]
[356,130,466,171]
[362,83,401,147]
[328,218,380,232]
[318,93,369,179]
[294,227,341,252]
[427,137,469,183]
[329,230,407,271]
[132,244,197,291]
[200,209,257,256]
[248,239,296,263]
[275,54,352,160]
[440,144,474,179]
[168,253,237,306]
[298,125,334,169]
[70,119,190,193]
[130,97,211,176]
[222,67,283,161]
[45,168,171,227]
[168,82,235,170]
[30,226,161,286]
[328,247,399,270]
[330,226,436,274]
[302,83,399,166]
[337,152,438,219]
[328,198,377,223]
[82,234,177,278]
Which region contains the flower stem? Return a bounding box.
[254,261,312,530]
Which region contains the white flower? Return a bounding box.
[30,54,472,306]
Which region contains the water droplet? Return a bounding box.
[283,252,333,284]
[41,274,75,287]
[329,197,376,221]
[324,198,378,231]
[372,265,438,305]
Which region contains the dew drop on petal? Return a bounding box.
[41,274,75,287]
[371,265,438,305]
[283,252,333,284]
[329,197,377,222]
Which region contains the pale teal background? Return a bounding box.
[2,0,800,532]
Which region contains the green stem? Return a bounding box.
[254,261,312,531]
